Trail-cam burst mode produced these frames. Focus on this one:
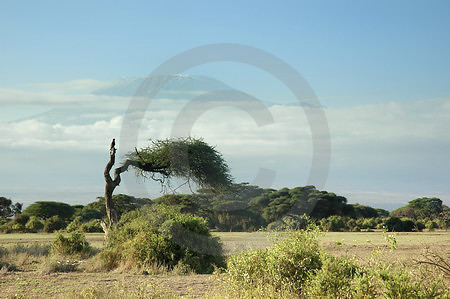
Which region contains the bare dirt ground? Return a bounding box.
[0,231,448,298]
[0,272,216,298]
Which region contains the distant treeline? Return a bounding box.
[0,184,448,233]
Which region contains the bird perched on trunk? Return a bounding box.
[111,138,116,150]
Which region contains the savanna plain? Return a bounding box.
[0,231,448,298]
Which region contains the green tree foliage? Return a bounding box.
[125,138,232,190]
[350,204,380,218]
[408,197,443,217]
[391,197,445,220]
[383,217,421,232]
[25,216,44,232]
[147,185,392,232]
[0,197,22,219]
[65,216,82,232]
[78,208,104,221]
[86,194,152,220]
[154,194,204,214]
[249,186,354,224]
[0,213,29,233]
[375,208,390,217]
[320,216,349,232]
[102,137,233,230]
[195,183,270,231]
[426,220,439,230]
[44,215,66,233]
[23,201,75,219]
[150,183,269,232]
[14,213,30,226]
[66,217,103,233]
[79,219,103,232]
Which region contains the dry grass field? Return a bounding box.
[0,231,448,298]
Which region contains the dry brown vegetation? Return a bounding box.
[0,231,448,298]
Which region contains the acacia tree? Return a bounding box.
[0,197,22,219]
[102,137,232,233]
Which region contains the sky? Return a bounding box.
[1,0,450,210]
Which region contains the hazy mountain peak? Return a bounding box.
[92,74,233,98]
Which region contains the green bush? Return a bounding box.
[65,216,82,232]
[51,231,93,257]
[102,205,225,274]
[384,217,408,232]
[351,270,380,298]
[437,217,449,230]
[400,218,416,232]
[221,228,450,298]
[376,263,449,298]
[44,215,66,233]
[272,214,313,231]
[66,217,102,233]
[0,221,14,233]
[25,216,44,232]
[362,217,378,229]
[80,219,103,232]
[304,255,358,298]
[225,229,323,293]
[0,214,36,233]
[426,220,439,230]
[320,216,348,232]
[14,213,30,226]
[415,220,425,231]
[266,221,282,231]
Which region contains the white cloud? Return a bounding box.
[0,117,123,150]
[32,79,116,92]
[1,95,450,206]
[0,87,131,108]
[2,97,450,158]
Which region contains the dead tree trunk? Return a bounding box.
[102,139,170,237]
[102,139,121,236]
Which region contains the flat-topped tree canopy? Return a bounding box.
[125,137,233,191]
[103,137,233,232]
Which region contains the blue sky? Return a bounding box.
[1,0,450,209]
[2,0,450,103]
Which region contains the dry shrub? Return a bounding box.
[0,243,50,271]
[221,228,450,298]
[40,258,80,273]
[51,231,94,258]
[0,261,17,272]
[8,243,50,257]
[413,246,450,276]
[65,281,176,299]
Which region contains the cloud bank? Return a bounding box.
[1,78,449,208]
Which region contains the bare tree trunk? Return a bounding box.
[102,139,121,236]
[101,139,169,238]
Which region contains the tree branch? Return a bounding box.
[116,159,170,177]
